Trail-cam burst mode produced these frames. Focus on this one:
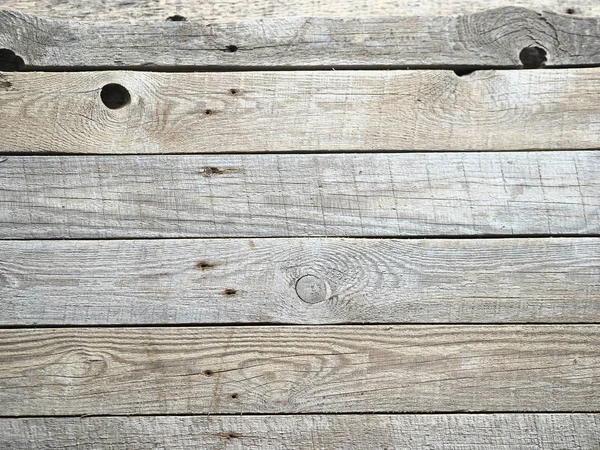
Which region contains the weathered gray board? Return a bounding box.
[2,69,600,153]
[1,8,599,69]
[1,152,598,238]
[0,326,597,415]
[1,238,598,325]
[1,414,599,450]
[4,0,599,23]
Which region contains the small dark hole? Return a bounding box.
[229,88,238,95]
[203,369,214,377]
[100,83,131,109]
[195,260,215,270]
[225,45,239,53]
[566,8,575,14]
[223,288,237,296]
[519,46,547,69]
[230,393,239,399]
[166,14,187,21]
[453,69,476,77]
[0,49,25,71]
[204,109,213,115]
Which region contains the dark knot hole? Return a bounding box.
[0,49,25,71]
[100,83,131,109]
[519,47,547,69]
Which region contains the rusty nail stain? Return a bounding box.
[217,432,241,440]
[201,166,244,177]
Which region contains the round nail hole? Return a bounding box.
[100,83,131,109]
[566,8,575,14]
[519,47,547,69]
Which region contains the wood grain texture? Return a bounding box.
[3,0,598,23]
[1,414,598,449]
[1,8,599,69]
[2,69,600,153]
[1,238,599,325]
[0,326,598,415]
[1,152,598,238]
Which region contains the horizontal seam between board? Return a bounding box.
[1,323,599,329]
[2,234,600,241]
[2,148,600,156]
[1,411,598,419]
[11,64,600,73]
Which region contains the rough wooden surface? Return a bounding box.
[3,0,598,23]
[1,238,599,325]
[2,69,600,153]
[1,152,598,239]
[1,1,599,438]
[1,8,599,69]
[1,414,598,449]
[0,326,597,415]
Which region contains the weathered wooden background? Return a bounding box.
[0,1,598,449]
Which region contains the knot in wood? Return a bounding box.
[295,274,328,304]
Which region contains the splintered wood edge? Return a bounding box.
[0,7,599,69]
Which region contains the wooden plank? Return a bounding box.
[1,8,599,69]
[1,238,598,325]
[1,414,598,449]
[0,326,597,415]
[2,69,600,154]
[4,0,599,23]
[1,152,598,238]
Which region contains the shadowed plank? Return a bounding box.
[0,152,598,238]
[1,8,599,69]
[0,326,597,415]
[1,238,599,325]
[3,0,598,23]
[2,69,600,153]
[1,414,598,449]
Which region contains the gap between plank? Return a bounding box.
[1,323,598,330]
[2,411,598,419]
[3,148,600,156]
[1,234,599,242]
[10,64,600,73]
